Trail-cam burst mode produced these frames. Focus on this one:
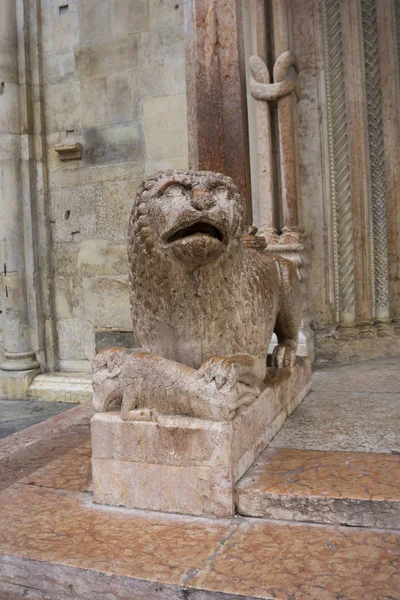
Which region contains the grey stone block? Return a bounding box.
[82,277,131,329]
[82,123,145,167]
[44,82,81,134]
[78,0,112,43]
[149,0,184,30]
[95,178,141,242]
[57,318,95,361]
[75,35,140,81]
[51,184,98,243]
[42,50,76,86]
[111,0,149,36]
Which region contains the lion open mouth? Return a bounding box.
[167,222,223,244]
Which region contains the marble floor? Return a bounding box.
[270,355,400,453]
[0,399,78,439]
[0,422,399,600]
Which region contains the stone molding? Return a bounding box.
[54,142,82,161]
[394,1,400,110]
[321,0,355,326]
[360,0,390,322]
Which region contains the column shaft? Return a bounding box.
[0,0,39,371]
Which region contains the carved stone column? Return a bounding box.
[247,0,314,360]
[0,0,40,389]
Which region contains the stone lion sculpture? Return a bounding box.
[92,170,302,421]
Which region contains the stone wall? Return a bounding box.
[40,0,188,370]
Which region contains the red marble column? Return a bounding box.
[185,0,252,225]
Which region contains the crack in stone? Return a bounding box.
[181,518,246,590]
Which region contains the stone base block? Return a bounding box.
[29,372,93,404]
[91,358,311,517]
[0,368,41,400]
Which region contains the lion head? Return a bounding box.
[129,170,244,269]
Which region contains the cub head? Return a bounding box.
[130,170,244,268]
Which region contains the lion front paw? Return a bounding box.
[196,356,240,392]
[271,340,297,369]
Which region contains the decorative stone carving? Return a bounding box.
[321,0,355,326]
[361,0,390,322]
[249,51,300,103]
[92,170,302,422]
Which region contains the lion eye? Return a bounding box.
[212,186,229,200]
[164,184,187,197]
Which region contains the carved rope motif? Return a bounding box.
[394,0,400,120]
[361,0,390,320]
[321,0,355,324]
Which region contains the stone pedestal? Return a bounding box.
[91,358,311,518]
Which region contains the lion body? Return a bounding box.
[127,170,298,371]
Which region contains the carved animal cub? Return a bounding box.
[92,170,302,421]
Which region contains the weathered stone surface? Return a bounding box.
[54,277,74,318]
[145,156,189,176]
[57,318,95,362]
[0,403,92,492]
[41,4,80,55]
[140,26,185,66]
[127,170,302,374]
[1,481,399,600]
[93,459,212,515]
[149,0,184,31]
[75,36,140,81]
[271,355,400,454]
[29,372,93,405]
[0,0,189,370]
[143,95,188,160]
[83,277,131,330]
[0,369,41,401]
[77,241,128,277]
[81,74,141,129]
[95,178,141,242]
[20,444,92,492]
[91,360,310,517]
[185,0,252,221]
[82,123,145,167]
[0,399,77,439]
[42,49,76,85]
[236,447,400,529]
[139,58,186,98]
[51,184,98,243]
[90,169,308,515]
[111,0,149,36]
[95,330,135,353]
[78,0,112,43]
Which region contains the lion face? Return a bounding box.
[144,171,243,268]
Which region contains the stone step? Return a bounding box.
[235,447,400,529]
[29,372,93,404]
